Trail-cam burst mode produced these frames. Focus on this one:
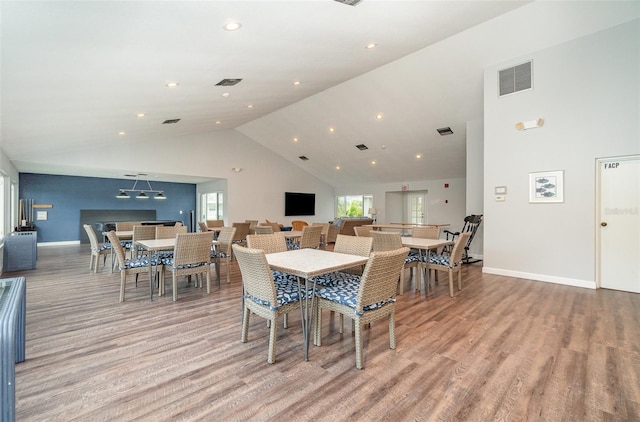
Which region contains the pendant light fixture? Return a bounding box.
[116,175,166,200]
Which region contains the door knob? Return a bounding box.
[601,222,608,227]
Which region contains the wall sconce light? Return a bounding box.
[516,118,544,130]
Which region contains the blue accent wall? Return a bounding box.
[19,173,196,242]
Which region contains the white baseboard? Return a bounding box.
[482,267,596,290]
[37,241,81,247]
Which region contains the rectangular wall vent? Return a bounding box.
[499,61,532,96]
[355,144,368,151]
[299,156,309,161]
[162,119,181,124]
[437,127,453,136]
[216,78,243,86]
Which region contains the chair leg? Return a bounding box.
[448,270,455,297]
[388,313,396,349]
[283,313,289,329]
[268,316,278,364]
[355,319,364,369]
[226,259,231,284]
[457,268,462,291]
[241,307,251,343]
[173,273,178,301]
[206,270,211,295]
[119,273,126,302]
[314,307,322,346]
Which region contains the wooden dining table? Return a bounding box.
[265,248,369,361]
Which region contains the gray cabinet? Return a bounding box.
[2,232,37,272]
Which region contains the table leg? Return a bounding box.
[296,277,317,362]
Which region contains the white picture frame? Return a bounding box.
[529,170,564,203]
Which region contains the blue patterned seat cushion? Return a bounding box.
[120,255,158,270]
[316,281,395,316]
[313,271,361,287]
[162,257,209,269]
[405,252,420,264]
[245,280,307,311]
[121,240,133,249]
[93,243,111,252]
[211,250,230,259]
[272,270,298,285]
[428,254,458,268]
[287,241,300,250]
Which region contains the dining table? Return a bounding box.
[265,248,370,361]
[400,236,453,293]
[135,238,219,301]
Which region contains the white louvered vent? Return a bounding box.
[499,61,532,97]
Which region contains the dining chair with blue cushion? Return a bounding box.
[370,231,420,294]
[160,231,214,301]
[84,224,111,273]
[210,226,237,285]
[426,231,471,297]
[313,247,409,369]
[287,224,323,250]
[233,244,306,364]
[107,231,159,302]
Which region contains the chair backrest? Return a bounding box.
[357,248,410,311]
[174,221,183,227]
[83,224,100,250]
[245,220,259,231]
[291,220,309,231]
[115,221,141,231]
[253,225,274,235]
[106,231,127,267]
[156,225,187,239]
[207,219,224,228]
[450,232,472,265]
[299,225,323,249]
[260,222,281,232]
[216,227,237,254]
[246,234,288,254]
[333,234,372,257]
[353,226,373,237]
[370,231,403,252]
[412,226,440,239]
[311,222,329,237]
[198,221,209,232]
[133,225,156,242]
[232,222,251,242]
[173,232,214,267]
[232,244,277,305]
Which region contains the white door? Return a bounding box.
[405,192,427,224]
[597,155,640,293]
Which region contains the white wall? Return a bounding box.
[466,118,484,258]
[483,19,640,288]
[334,177,467,235]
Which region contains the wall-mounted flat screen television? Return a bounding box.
[285,192,315,216]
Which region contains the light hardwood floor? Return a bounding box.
[7,244,640,421]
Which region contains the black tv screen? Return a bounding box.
[285,192,315,216]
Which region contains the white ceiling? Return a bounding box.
[1,0,531,185]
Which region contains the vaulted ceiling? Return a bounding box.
[1,1,531,186]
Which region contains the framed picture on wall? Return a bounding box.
[529,170,564,203]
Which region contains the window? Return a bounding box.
[200,192,224,221]
[335,194,373,217]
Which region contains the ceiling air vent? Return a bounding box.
[162,118,181,124]
[216,78,243,86]
[355,144,368,151]
[299,156,309,161]
[437,127,453,136]
[499,61,532,96]
[334,0,364,5]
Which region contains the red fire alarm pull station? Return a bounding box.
[444,183,449,188]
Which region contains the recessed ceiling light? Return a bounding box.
[376,113,384,120]
[136,113,145,118]
[223,21,241,31]
[215,120,221,124]
[329,127,335,133]
[293,137,299,143]
[292,81,301,86]
[165,82,179,87]
[231,167,243,172]
[365,43,377,49]
[416,154,422,159]
[335,165,341,170]
[118,131,126,136]
[247,104,254,109]
[222,92,230,98]
[371,160,376,165]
